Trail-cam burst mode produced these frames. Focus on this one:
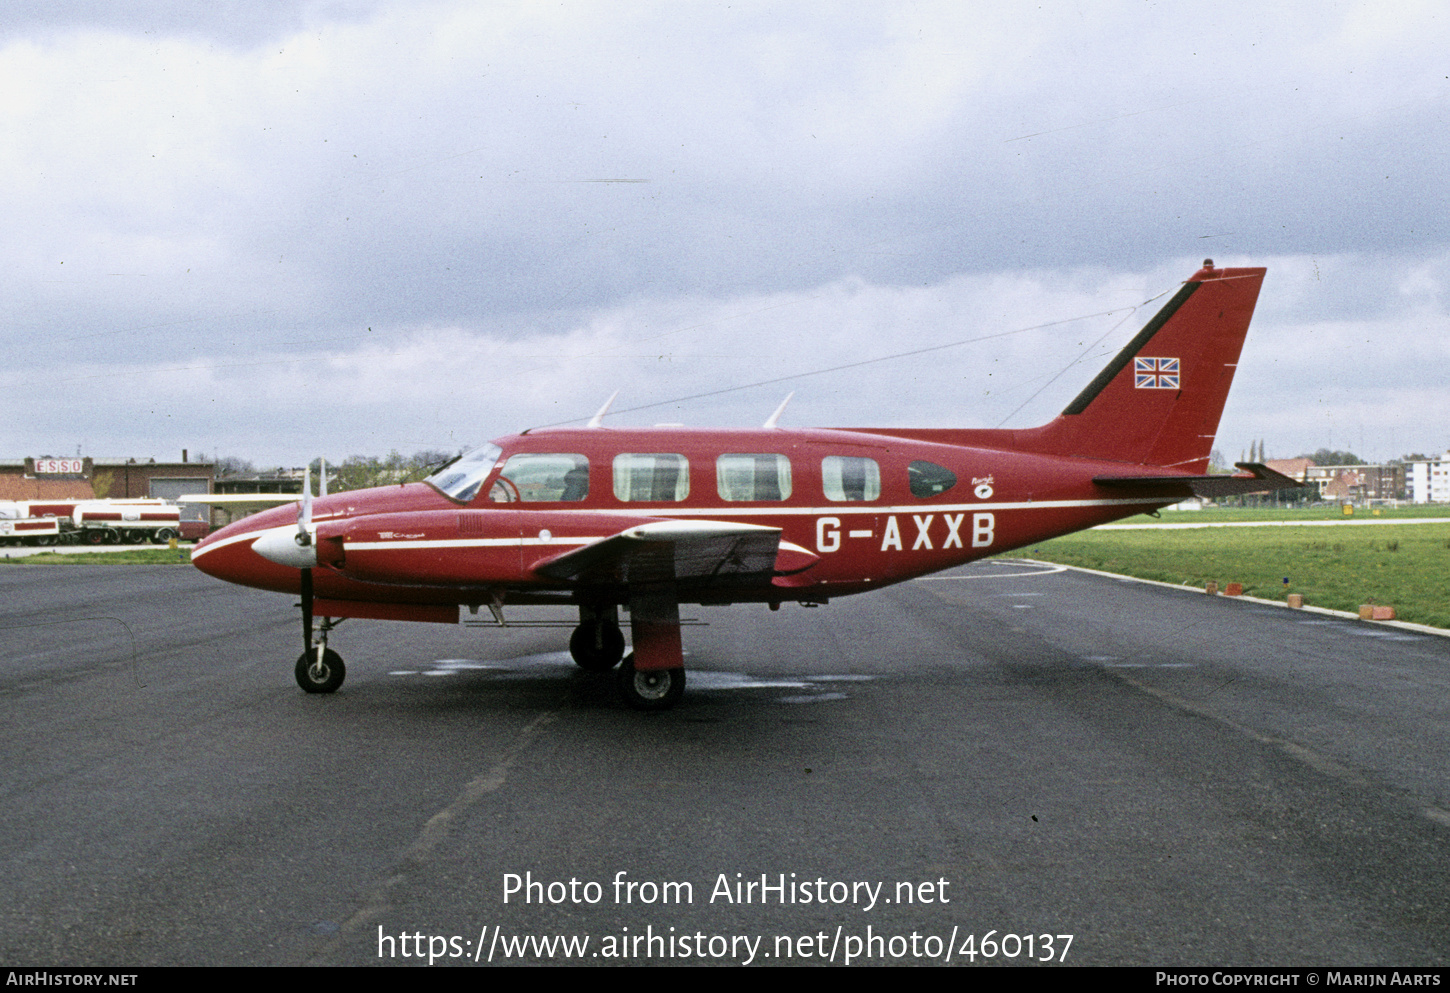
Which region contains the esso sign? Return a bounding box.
[34,458,83,475]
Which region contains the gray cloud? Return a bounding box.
[1,2,1447,465]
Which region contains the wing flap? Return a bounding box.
[530,519,817,588]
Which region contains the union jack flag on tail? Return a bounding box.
[1134,357,1179,389]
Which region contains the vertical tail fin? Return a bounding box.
[1018,260,1266,471]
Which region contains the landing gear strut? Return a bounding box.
[296,568,346,693]
[569,605,626,672]
[615,589,685,711]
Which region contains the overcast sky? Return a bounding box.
[2,0,1447,467]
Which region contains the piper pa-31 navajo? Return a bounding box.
[191,260,1292,710]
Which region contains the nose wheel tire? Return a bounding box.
[569,621,626,672]
[616,653,685,711]
[296,648,345,693]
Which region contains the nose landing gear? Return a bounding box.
[296,568,346,693]
[296,644,345,693]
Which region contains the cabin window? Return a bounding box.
[613,454,690,502]
[821,456,881,501]
[717,454,792,501]
[427,443,503,503]
[908,460,958,498]
[491,453,589,502]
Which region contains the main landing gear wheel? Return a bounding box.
[569,621,626,672]
[295,648,345,694]
[616,653,685,711]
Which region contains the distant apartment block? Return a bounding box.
[1408,454,1450,503]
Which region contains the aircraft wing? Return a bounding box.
[178,494,302,516]
[530,519,818,588]
[1094,462,1304,498]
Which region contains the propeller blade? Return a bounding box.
[300,566,313,653]
[297,467,313,545]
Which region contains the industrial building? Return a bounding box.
[0,454,215,530]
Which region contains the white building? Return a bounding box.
[1408,452,1450,503]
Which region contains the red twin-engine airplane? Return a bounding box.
[191,260,1293,710]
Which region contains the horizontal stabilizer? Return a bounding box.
[1094,462,1304,499]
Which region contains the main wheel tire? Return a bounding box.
[569,621,626,672]
[616,653,685,711]
[295,648,345,693]
[85,530,107,545]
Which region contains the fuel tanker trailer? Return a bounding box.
[70,500,181,544]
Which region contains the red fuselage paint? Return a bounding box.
[192,264,1270,630]
[192,426,1187,609]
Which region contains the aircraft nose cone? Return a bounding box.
[252,526,319,569]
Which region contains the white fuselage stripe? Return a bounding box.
[193,496,1161,560]
[582,497,1154,517]
[191,527,280,559]
[346,536,608,551]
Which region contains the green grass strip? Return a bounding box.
[0,548,194,565]
[1120,504,1450,524]
[1017,522,1450,629]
